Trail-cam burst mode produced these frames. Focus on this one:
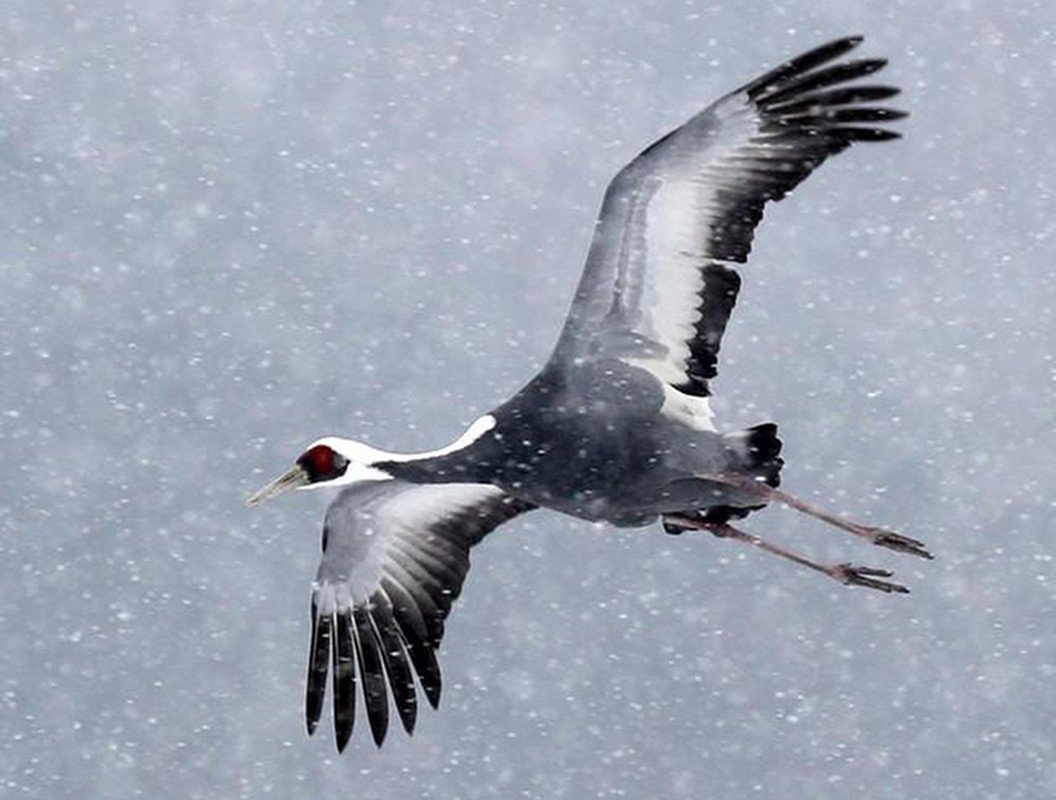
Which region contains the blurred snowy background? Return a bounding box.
[2,1,1054,797]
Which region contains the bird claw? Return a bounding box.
[833,563,909,594]
[662,519,690,536]
[865,528,933,560]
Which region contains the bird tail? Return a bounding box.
[724,422,783,489]
[661,424,783,535]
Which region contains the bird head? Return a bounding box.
[245,437,393,506]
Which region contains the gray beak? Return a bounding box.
[246,465,310,507]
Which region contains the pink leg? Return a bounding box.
[664,514,910,594]
[707,474,933,560]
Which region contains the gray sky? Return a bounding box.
[2,1,1054,797]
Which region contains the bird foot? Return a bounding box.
[662,519,690,536]
[831,563,909,594]
[708,477,934,561]
[863,528,933,560]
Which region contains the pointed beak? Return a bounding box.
[246,464,309,507]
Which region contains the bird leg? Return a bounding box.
[663,514,910,594]
[706,474,933,560]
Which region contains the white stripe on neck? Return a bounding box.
[315,414,497,473]
[384,414,497,463]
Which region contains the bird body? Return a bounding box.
[247,36,929,751]
[373,362,769,526]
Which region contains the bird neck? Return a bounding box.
[373,414,499,485]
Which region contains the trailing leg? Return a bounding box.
[663,513,910,594]
[707,474,933,560]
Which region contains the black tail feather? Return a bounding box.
[740,422,783,488]
[662,423,784,534]
[719,422,783,490]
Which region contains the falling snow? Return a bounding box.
[2,2,1054,798]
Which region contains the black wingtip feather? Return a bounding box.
[352,607,390,748]
[380,576,444,708]
[403,636,443,710]
[757,59,890,108]
[742,36,865,97]
[369,597,419,736]
[404,636,443,709]
[838,127,903,142]
[332,610,356,752]
[769,85,902,114]
[418,647,443,709]
[781,107,907,127]
[305,603,331,737]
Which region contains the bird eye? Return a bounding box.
[299,445,349,482]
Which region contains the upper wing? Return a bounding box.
[306,481,535,751]
[549,36,904,426]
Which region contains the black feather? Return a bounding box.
[332,609,356,752]
[353,606,390,747]
[385,557,448,646]
[742,36,864,98]
[379,575,429,644]
[769,84,901,113]
[369,595,418,735]
[305,601,330,736]
[835,127,903,142]
[381,578,443,708]
[698,40,903,272]
[757,59,889,107]
[676,263,741,397]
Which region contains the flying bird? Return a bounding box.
[248,36,929,752]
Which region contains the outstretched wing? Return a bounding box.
[307,481,535,751]
[549,36,904,428]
